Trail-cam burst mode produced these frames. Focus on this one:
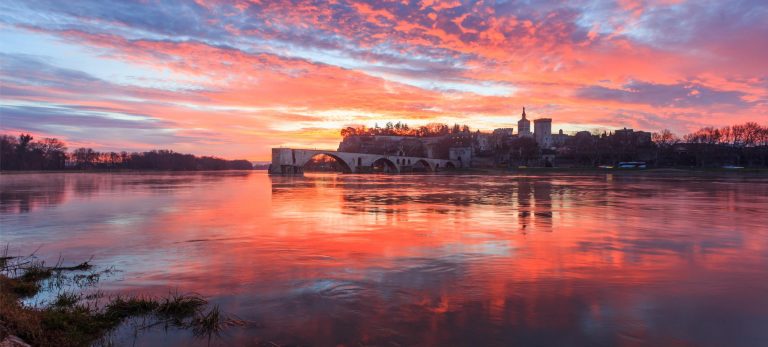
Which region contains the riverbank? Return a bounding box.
[0,169,256,175]
[0,254,243,347]
[3,167,766,178]
[451,166,768,176]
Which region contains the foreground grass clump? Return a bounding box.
[0,253,244,346]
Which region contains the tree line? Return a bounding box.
[341,122,471,138]
[0,134,253,171]
[652,122,768,167]
[561,122,768,167]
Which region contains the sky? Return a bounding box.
[1,0,766,161]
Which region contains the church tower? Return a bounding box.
[518,107,531,136]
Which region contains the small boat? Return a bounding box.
[617,161,646,169]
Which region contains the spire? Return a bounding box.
[522,107,526,119]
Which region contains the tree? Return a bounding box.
[758,125,768,146]
[340,127,353,138]
[740,122,762,147]
[509,137,539,166]
[16,134,34,169]
[36,138,68,169]
[72,148,98,169]
[652,129,679,147]
[0,135,19,170]
[1,133,254,171]
[653,129,679,166]
[685,127,721,145]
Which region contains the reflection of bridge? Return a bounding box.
[269,148,459,175]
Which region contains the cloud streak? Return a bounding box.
[577,81,751,108]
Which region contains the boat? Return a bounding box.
[617,161,646,169]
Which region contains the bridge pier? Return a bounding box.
[270,164,304,175]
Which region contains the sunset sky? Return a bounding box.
[1,0,766,160]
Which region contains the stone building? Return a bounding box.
[552,129,570,147]
[474,132,493,152]
[517,107,531,137]
[534,118,552,148]
[449,147,473,168]
[612,128,652,145]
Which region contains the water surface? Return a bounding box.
[1,171,767,346]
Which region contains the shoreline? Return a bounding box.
[0,255,243,346]
[2,167,766,176]
[460,167,768,175]
[304,167,768,176]
[0,169,261,175]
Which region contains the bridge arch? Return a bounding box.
[301,152,353,173]
[372,157,399,173]
[270,148,458,175]
[413,159,433,172]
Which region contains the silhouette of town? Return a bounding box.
[332,107,767,169]
[2,107,766,172]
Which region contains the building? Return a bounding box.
[492,128,514,137]
[552,129,570,147]
[490,128,515,149]
[636,131,652,144]
[333,112,667,170]
[517,107,531,137]
[449,147,472,168]
[541,148,556,167]
[474,132,492,152]
[613,128,652,146]
[534,118,552,148]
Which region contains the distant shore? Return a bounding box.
[295,167,768,177]
[2,167,766,176]
[0,169,259,174]
[437,167,766,178]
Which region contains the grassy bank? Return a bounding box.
[0,253,243,346]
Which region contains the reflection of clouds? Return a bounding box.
[3,172,768,346]
[377,257,467,296]
[0,172,249,215]
[578,234,746,262]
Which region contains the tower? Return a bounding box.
[518,107,531,136]
[534,118,552,148]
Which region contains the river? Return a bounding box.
[1,171,767,346]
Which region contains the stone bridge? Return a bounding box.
[269,148,461,175]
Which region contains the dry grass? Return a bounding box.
[192,305,246,343]
[0,252,244,346]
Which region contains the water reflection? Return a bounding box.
[2,172,767,346]
[0,174,67,213]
